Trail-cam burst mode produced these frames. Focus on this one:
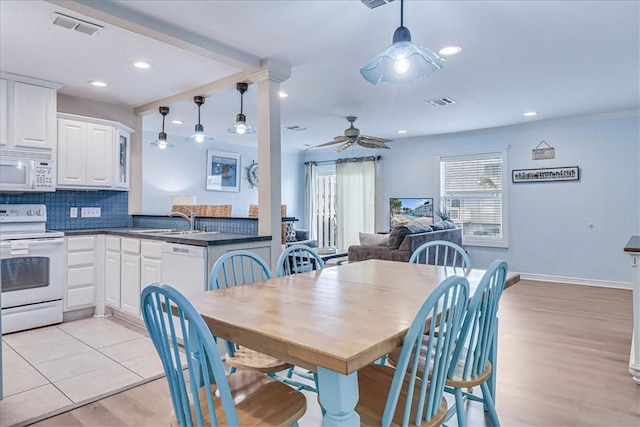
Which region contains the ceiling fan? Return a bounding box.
[306,116,392,153]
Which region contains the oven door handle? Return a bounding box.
[0,237,65,248]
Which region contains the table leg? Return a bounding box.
[317,367,360,426]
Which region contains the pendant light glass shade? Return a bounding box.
[360,0,444,85]
[227,82,255,135]
[151,106,174,149]
[186,96,214,143]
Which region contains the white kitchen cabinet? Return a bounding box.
[120,238,141,316]
[65,236,96,311]
[141,240,162,290]
[0,73,59,150]
[57,113,133,190]
[114,128,131,189]
[105,236,121,309]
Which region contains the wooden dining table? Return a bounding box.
[190,259,520,426]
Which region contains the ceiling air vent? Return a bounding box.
[361,0,395,9]
[51,12,103,36]
[425,97,456,107]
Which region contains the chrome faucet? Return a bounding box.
[169,210,196,231]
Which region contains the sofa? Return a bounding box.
[348,221,462,263]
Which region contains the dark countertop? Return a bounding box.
[61,228,272,247]
[624,236,640,253]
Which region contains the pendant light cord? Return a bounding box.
[240,91,244,114]
[197,105,201,125]
[400,0,404,27]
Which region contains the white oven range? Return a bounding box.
[1,204,64,334]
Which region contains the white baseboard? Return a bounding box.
[517,272,632,290]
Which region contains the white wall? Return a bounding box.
[141,131,303,218]
[303,111,640,286]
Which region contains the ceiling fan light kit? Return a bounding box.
[228,82,256,135]
[360,0,444,84]
[186,95,214,143]
[151,106,174,150]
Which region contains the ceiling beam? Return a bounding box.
[47,0,261,70]
[133,70,252,115]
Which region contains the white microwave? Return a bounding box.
[0,148,56,192]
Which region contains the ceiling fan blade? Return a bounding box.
[334,141,354,153]
[360,135,392,143]
[305,135,350,151]
[358,137,391,149]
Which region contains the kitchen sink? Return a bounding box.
[159,230,205,235]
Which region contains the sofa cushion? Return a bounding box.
[359,232,389,246]
[387,224,433,249]
[431,220,456,231]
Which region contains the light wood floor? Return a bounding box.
[32,280,640,427]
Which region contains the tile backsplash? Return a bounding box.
[0,190,132,230]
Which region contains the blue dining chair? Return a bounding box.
[352,276,470,426]
[276,244,325,277]
[208,250,291,375]
[388,259,509,427]
[410,240,472,268]
[275,244,325,393]
[140,283,307,426]
[209,250,272,289]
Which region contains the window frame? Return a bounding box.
[437,147,509,248]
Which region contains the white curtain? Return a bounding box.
[304,162,318,240]
[336,158,377,249]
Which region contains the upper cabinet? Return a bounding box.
[0,73,60,151]
[57,113,133,191]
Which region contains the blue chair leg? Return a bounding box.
[480,382,500,427]
[228,366,236,374]
[286,366,295,379]
[454,387,467,427]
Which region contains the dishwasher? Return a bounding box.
[161,242,208,296]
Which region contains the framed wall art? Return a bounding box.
[512,166,579,183]
[206,150,241,192]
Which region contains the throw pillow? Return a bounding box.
[359,232,389,246]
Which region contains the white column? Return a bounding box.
[249,59,291,270]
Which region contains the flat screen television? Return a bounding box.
[390,198,434,228]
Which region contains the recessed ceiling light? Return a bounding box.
[523,111,538,117]
[89,80,107,87]
[397,130,407,134]
[438,46,462,56]
[278,91,288,98]
[133,61,151,69]
[171,120,184,125]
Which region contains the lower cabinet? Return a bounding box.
[120,238,141,316]
[65,236,96,311]
[104,236,162,319]
[105,236,121,309]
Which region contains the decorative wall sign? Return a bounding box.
[206,150,241,192]
[532,140,555,160]
[512,166,579,183]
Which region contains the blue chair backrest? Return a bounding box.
[141,283,239,426]
[409,240,472,268]
[208,250,272,290]
[449,259,508,381]
[384,275,469,426]
[276,244,325,277]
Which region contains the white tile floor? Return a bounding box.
[1,317,165,427]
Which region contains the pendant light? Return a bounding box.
[186,96,214,143]
[227,82,255,135]
[360,0,445,85]
[150,106,173,150]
